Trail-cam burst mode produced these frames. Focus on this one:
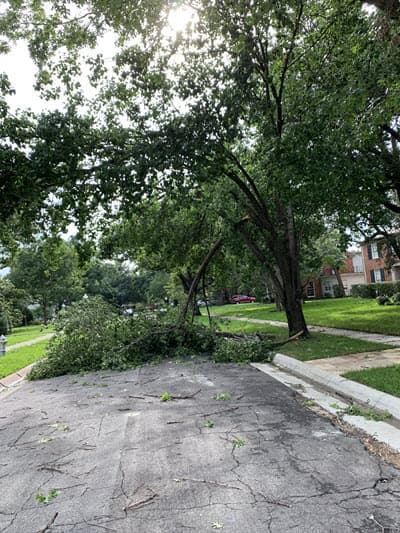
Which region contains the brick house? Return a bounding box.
[303,236,400,300]
[361,238,400,283]
[303,250,365,299]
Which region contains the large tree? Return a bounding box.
[2,1,399,335]
[9,238,83,322]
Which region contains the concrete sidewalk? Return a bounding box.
[215,315,400,422]
[217,315,400,346]
[260,352,400,423]
[305,347,400,374]
[7,332,54,351]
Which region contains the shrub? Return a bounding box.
[375,281,400,297]
[351,284,377,298]
[392,292,400,305]
[376,295,390,305]
[352,281,400,299]
[0,312,10,335]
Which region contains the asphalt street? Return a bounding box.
[1,358,400,532]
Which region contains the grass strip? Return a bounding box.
[6,325,54,347]
[343,365,400,398]
[0,339,49,379]
[199,317,390,362]
[208,298,400,336]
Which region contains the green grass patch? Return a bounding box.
[6,325,54,347]
[280,333,389,362]
[208,298,400,336]
[343,365,400,398]
[0,339,49,378]
[198,316,390,362]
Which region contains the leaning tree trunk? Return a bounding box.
[276,254,308,337]
[180,238,224,323]
[333,268,346,298]
[178,272,201,316]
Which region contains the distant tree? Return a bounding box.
[9,239,83,322]
[312,229,349,298]
[145,271,169,303]
[0,279,29,331]
[84,259,143,306]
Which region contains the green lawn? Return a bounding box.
[343,366,400,398]
[208,298,400,336]
[200,317,390,362]
[0,339,49,379]
[5,325,54,347]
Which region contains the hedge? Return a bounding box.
[351,281,400,299]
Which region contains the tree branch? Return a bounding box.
[224,169,273,233]
[180,238,224,323]
[277,1,304,134]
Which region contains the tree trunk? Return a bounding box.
[178,272,201,316]
[180,238,223,323]
[276,255,308,336]
[234,212,307,336]
[282,283,308,336]
[334,269,346,297]
[41,299,49,325]
[274,292,283,312]
[273,206,308,337]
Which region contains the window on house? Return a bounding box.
[306,281,315,298]
[371,243,380,259]
[373,269,385,282]
[354,264,363,273]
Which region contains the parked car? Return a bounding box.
[230,294,256,304]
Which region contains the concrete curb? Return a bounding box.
[270,353,400,421]
[0,363,36,394]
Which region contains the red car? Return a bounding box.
[230,294,256,304]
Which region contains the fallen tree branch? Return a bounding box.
[124,492,158,512]
[270,330,304,349]
[175,477,241,490]
[141,389,202,400]
[215,331,275,341]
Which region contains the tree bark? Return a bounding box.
[275,250,308,337]
[234,212,307,336]
[41,298,49,325]
[333,268,346,297]
[178,272,201,316]
[180,238,223,323]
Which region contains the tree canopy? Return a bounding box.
[9,238,83,322]
[1,1,400,333]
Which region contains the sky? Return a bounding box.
[2,6,196,114]
[2,42,60,113]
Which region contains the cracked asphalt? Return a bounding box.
[1,358,400,532]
